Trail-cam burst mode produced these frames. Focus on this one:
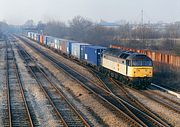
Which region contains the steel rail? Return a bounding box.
[6,40,34,127]
[111,79,171,127]
[17,43,90,127]
[5,40,12,127]
[18,36,153,127]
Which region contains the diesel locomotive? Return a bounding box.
[101,48,153,87]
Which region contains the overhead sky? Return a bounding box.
[0,0,179,25]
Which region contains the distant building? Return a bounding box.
[97,20,120,29]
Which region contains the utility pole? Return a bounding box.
[141,9,144,42]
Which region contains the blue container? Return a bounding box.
[71,42,90,59]
[66,40,78,55]
[84,46,106,66]
[80,45,89,60]
[68,41,73,55]
[37,34,40,43]
[46,36,54,47]
[46,36,51,46]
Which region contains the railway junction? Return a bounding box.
[0,35,179,127]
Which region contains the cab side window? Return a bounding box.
[126,60,131,66]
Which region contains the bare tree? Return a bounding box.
[87,25,115,45]
[0,21,9,38]
[166,22,180,38]
[23,20,35,28]
[69,16,93,41]
[37,21,46,34]
[44,21,68,38]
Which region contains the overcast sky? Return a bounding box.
[0,0,179,25]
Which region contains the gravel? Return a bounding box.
[12,42,63,126]
[0,41,6,126]
[148,85,180,103]
[17,37,128,126]
[26,38,105,88]
[126,87,180,127]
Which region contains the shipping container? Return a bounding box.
[34,33,38,41]
[59,39,66,53]
[60,40,77,55]
[27,32,31,38]
[40,35,43,45]
[32,33,34,40]
[67,40,77,55]
[43,36,48,45]
[71,42,90,59]
[37,34,41,43]
[58,39,63,51]
[30,32,33,40]
[84,46,106,66]
[80,45,87,60]
[46,36,51,46]
[33,33,35,40]
[46,36,55,48]
[30,32,34,39]
[30,32,33,39]
[28,32,31,39]
[54,38,60,49]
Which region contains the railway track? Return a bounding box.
[16,43,90,127]
[88,64,180,113]
[81,66,172,127]
[107,79,172,126]
[18,36,171,127]
[109,77,180,114]
[5,40,34,126]
[142,86,180,113]
[70,48,179,125]
[66,54,177,126]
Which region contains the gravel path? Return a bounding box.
[17,38,128,126]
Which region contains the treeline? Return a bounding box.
[23,16,180,54]
[0,21,9,38]
[37,16,115,45]
[0,21,20,39]
[34,16,180,44]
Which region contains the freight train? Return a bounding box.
[26,32,153,88]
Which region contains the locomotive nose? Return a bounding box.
[131,67,153,77]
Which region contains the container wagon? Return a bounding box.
[84,46,106,66]
[71,42,90,59]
